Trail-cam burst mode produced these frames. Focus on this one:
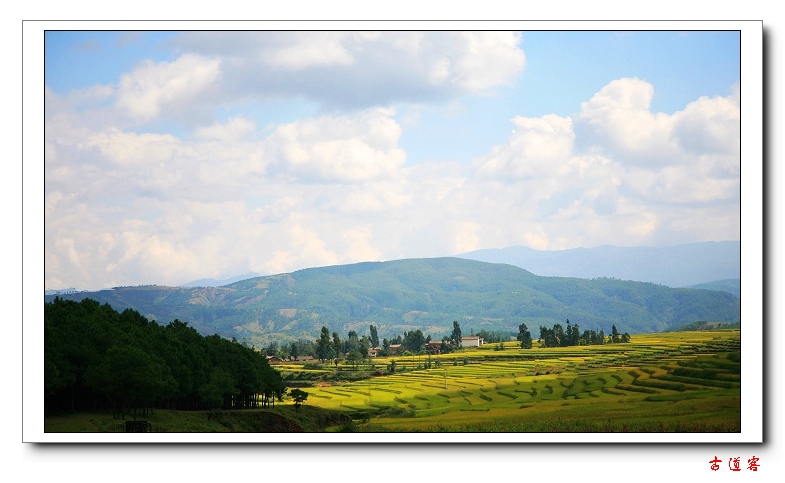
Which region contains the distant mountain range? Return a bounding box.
[458,241,740,288]
[179,241,741,291]
[46,257,741,347]
[179,272,262,288]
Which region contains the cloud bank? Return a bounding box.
[44,32,739,290]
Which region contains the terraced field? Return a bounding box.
[277,330,741,432]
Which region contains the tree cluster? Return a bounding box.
[45,297,285,419]
[313,325,379,362]
[476,329,514,344]
[517,323,532,349]
[537,320,630,348]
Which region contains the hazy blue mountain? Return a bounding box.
[45,257,740,346]
[686,279,740,299]
[457,241,740,288]
[180,272,262,287]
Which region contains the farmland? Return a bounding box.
[275,330,741,432]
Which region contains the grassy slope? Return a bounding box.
[289,330,741,432]
[44,331,741,434]
[44,405,350,433]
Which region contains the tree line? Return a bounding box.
[267,317,630,364]
[45,297,285,419]
[536,320,630,348]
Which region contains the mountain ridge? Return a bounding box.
[45,257,741,347]
[457,241,740,288]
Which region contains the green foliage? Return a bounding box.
[289,388,309,412]
[198,368,238,411]
[45,297,284,417]
[674,320,741,331]
[451,321,462,347]
[517,323,532,349]
[538,320,627,348]
[686,278,740,298]
[316,326,335,362]
[402,329,426,353]
[477,329,514,344]
[346,349,363,369]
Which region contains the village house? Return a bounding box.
[289,355,314,362]
[425,340,443,354]
[461,336,484,347]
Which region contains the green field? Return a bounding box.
[276,330,741,432]
[44,330,741,433]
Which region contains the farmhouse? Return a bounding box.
[388,344,402,355]
[461,336,484,347]
[425,340,443,354]
[291,355,314,362]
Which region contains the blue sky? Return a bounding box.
[44,29,741,290]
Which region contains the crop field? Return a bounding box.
[277,330,741,432]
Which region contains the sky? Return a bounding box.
[44,30,741,291]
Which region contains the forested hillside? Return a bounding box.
[45,298,285,418]
[45,258,741,348]
[686,279,741,298]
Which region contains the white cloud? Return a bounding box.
[341,227,383,263]
[317,183,411,215]
[473,114,574,179]
[263,32,356,69]
[452,221,482,254]
[452,32,526,92]
[261,224,340,275]
[195,117,256,142]
[171,31,525,109]
[671,94,740,157]
[85,129,183,166]
[44,47,739,291]
[115,53,221,121]
[264,109,407,182]
[457,76,739,253]
[575,77,678,163]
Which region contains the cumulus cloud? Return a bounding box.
[264,109,407,183]
[45,89,416,288]
[461,76,740,252]
[473,114,574,179]
[115,53,221,122]
[170,31,525,109]
[574,77,678,163]
[671,95,740,158]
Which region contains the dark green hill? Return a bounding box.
[45,257,740,345]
